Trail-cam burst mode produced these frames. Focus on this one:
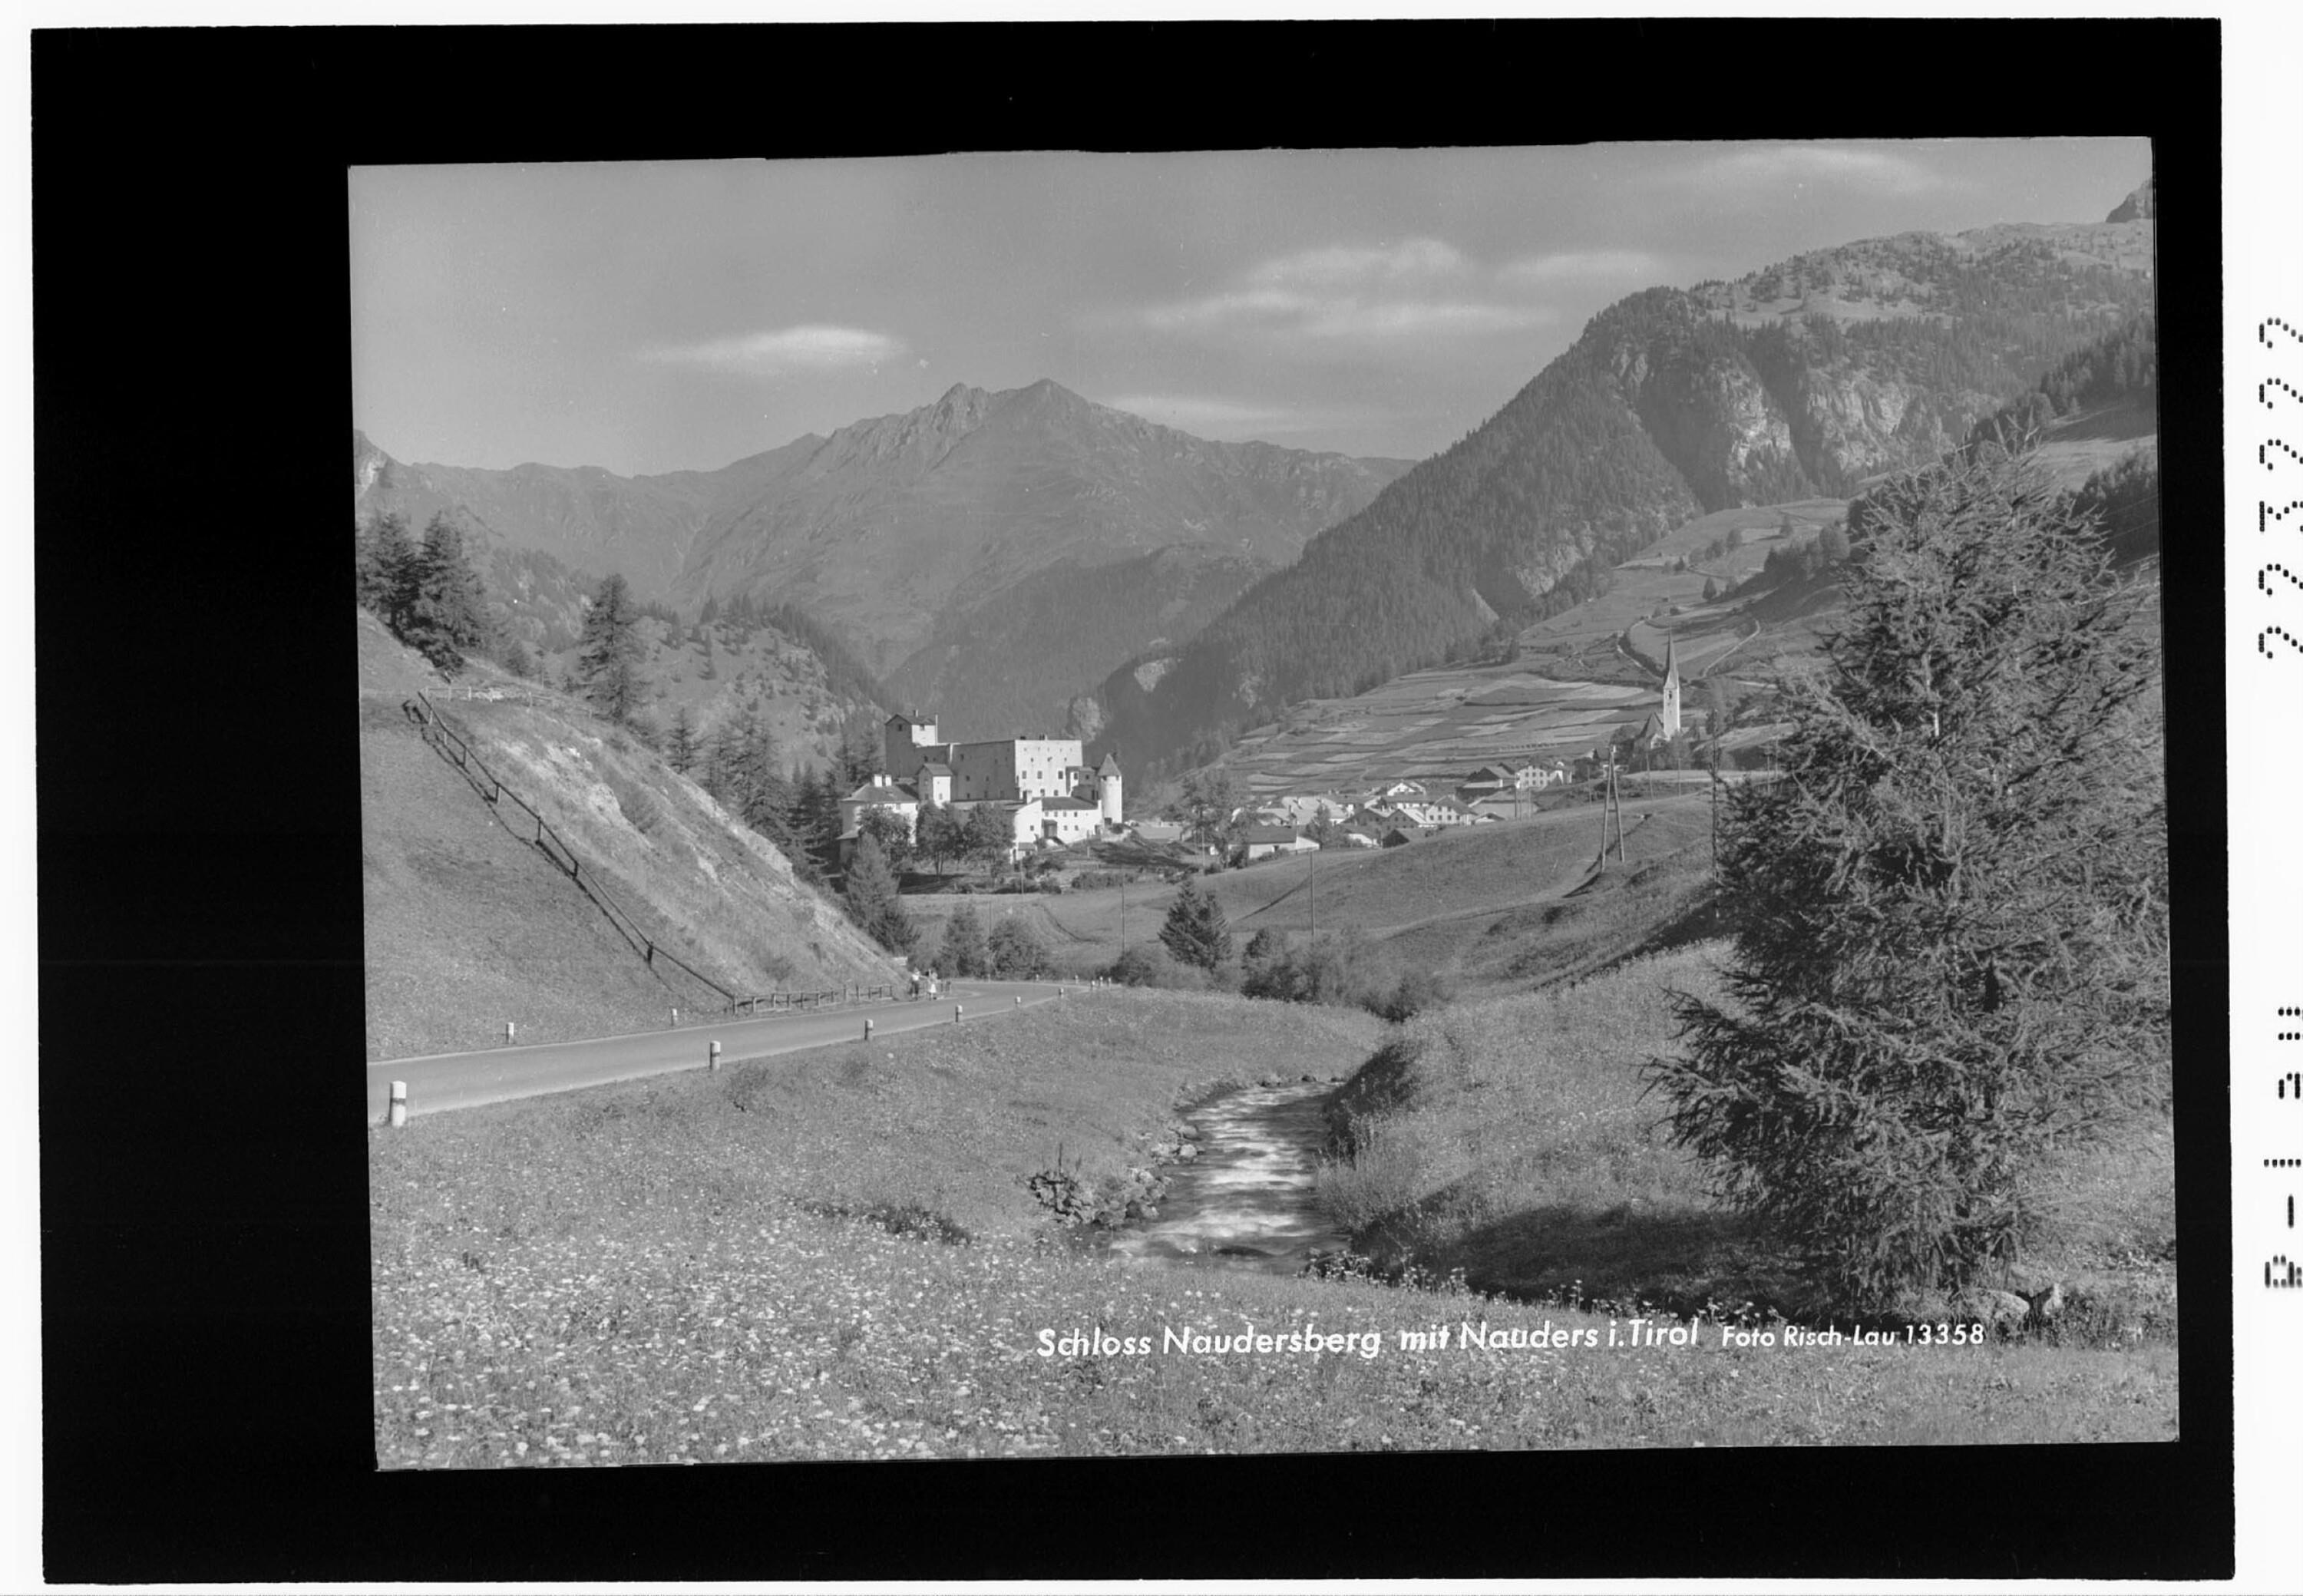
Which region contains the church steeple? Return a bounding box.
[1661,635,1681,739]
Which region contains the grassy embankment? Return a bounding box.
[907,794,1717,994]
[1315,945,2179,1354]
[373,980,2177,1465]
[359,611,897,1060]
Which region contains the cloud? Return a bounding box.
[1141,287,1319,332]
[1498,249,1667,286]
[1138,237,1553,345]
[1303,300,1558,339]
[1246,237,1470,289]
[643,324,907,372]
[1668,144,1944,196]
[1097,392,1324,436]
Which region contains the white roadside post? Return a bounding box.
[388,1081,408,1129]
[864,1019,874,1041]
[670,1007,679,1029]
[954,1004,963,1024]
[505,1021,516,1046]
[709,1039,722,1072]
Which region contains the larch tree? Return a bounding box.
[1644,445,2167,1313]
[577,572,647,725]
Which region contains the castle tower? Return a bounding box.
[883,712,938,778]
[1097,751,1123,826]
[1660,636,1681,739]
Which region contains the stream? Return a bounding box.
[1102,1081,1346,1276]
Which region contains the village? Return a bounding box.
[838,639,1722,876]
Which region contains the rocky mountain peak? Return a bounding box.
[2106,177,2153,224]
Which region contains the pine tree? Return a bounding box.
[666,704,699,775]
[1644,446,2166,1313]
[577,573,646,725]
[401,514,492,674]
[937,901,989,978]
[838,710,882,789]
[1158,879,1234,973]
[707,702,795,847]
[843,834,915,959]
[788,768,844,880]
[355,511,420,633]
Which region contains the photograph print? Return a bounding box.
[357,138,2174,1467]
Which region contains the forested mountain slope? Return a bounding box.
[1087,210,2156,778]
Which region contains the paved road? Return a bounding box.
[366,979,1082,1123]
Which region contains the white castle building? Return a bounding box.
[840,712,1123,859]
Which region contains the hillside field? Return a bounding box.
[360,612,897,1060]
[904,790,1720,987]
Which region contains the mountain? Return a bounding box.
[2107,178,2154,223]
[669,379,1413,723]
[1084,204,2157,778]
[354,382,1411,739]
[879,544,1272,742]
[352,427,825,596]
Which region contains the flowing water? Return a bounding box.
[1103,1081,1345,1276]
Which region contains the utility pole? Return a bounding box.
[1710,733,1720,874]
[1309,845,1317,938]
[1613,751,1626,865]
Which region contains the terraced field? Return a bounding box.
[1210,498,1848,802]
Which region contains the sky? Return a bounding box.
[349,138,2152,477]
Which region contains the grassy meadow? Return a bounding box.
[1315,947,2179,1348]
[373,973,2179,1466]
[906,793,1716,992]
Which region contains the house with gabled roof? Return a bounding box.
[1238,824,1317,861]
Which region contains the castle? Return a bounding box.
[839,712,1122,859]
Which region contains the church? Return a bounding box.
[1627,633,1683,748]
[839,711,1123,859]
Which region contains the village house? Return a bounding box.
[1370,793,1487,829]
[1038,795,1104,845]
[1456,763,1518,801]
[1247,793,1352,829]
[838,774,921,842]
[1237,824,1319,862]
